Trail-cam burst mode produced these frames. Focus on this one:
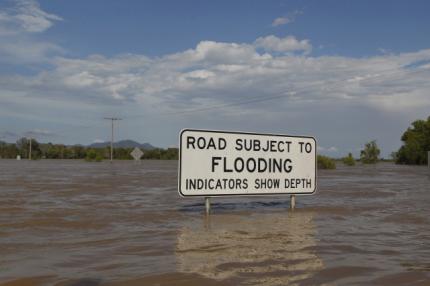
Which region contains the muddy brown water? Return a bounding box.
[0,160,429,285]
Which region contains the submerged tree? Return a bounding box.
[85,149,103,162]
[360,140,380,164]
[0,141,18,158]
[16,137,42,159]
[0,139,178,160]
[317,155,336,169]
[396,116,430,165]
[342,153,356,166]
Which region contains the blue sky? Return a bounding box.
[36,0,430,58]
[1,0,430,157]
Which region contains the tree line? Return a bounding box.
[394,116,430,165]
[1,116,428,165]
[0,138,178,160]
[319,116,429,168]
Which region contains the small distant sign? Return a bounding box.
[179,129,317,197]
[130,147,144,160]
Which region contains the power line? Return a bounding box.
[125,64,426,118]
[166,93,289,115]
[46,64,426,124]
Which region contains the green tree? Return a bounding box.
[85,149,103,162]
[71,145,86,159]
[396,116,430,165]
[360,140,380,164]
[0,141,18,158]
[160,148,179,160]
[113,147,134,159]
[390,151,398,161]
[45,143,62,158]
[342,153,356,166]
[16,137,28,158]
[317,155,336,169]
[143,148,162,159]
[16,137,42,159]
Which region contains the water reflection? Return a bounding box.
[176,210,323,285]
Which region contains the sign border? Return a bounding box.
[178,128,317,197]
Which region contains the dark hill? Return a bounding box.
[89,140,155,150]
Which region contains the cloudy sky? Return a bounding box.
[0,0,429,157]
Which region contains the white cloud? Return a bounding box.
[378,48,391,54]
[0,8,429,154]
[1,2,428,155]
[1,32,430,121]
[272,17,290,27]
[0,0,63,63]
[168,40,263,65]
[0,40,63,63]
[184,69,215,80]
[318,146,338,153]
[254,35,312,54]
[0,0,62,35]
[272,10,302,27]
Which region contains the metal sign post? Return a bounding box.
[205,197,211,215]
[290,195,296,210]
[178,129,317,214]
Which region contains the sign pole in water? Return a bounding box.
[290,195,296,210]
[178,129,317,214]
[205,197,211,215]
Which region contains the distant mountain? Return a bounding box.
[89,139,156,150]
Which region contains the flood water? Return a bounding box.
[0,160,429,285]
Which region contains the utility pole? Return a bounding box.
[28,137,32,160]
[104,117,122,162]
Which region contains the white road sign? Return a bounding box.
[179,129,316,197]
[130,147,144,160]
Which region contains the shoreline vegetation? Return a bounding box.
[0,139,179,161]
[0,116,428,166]
[318,116,430,169]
